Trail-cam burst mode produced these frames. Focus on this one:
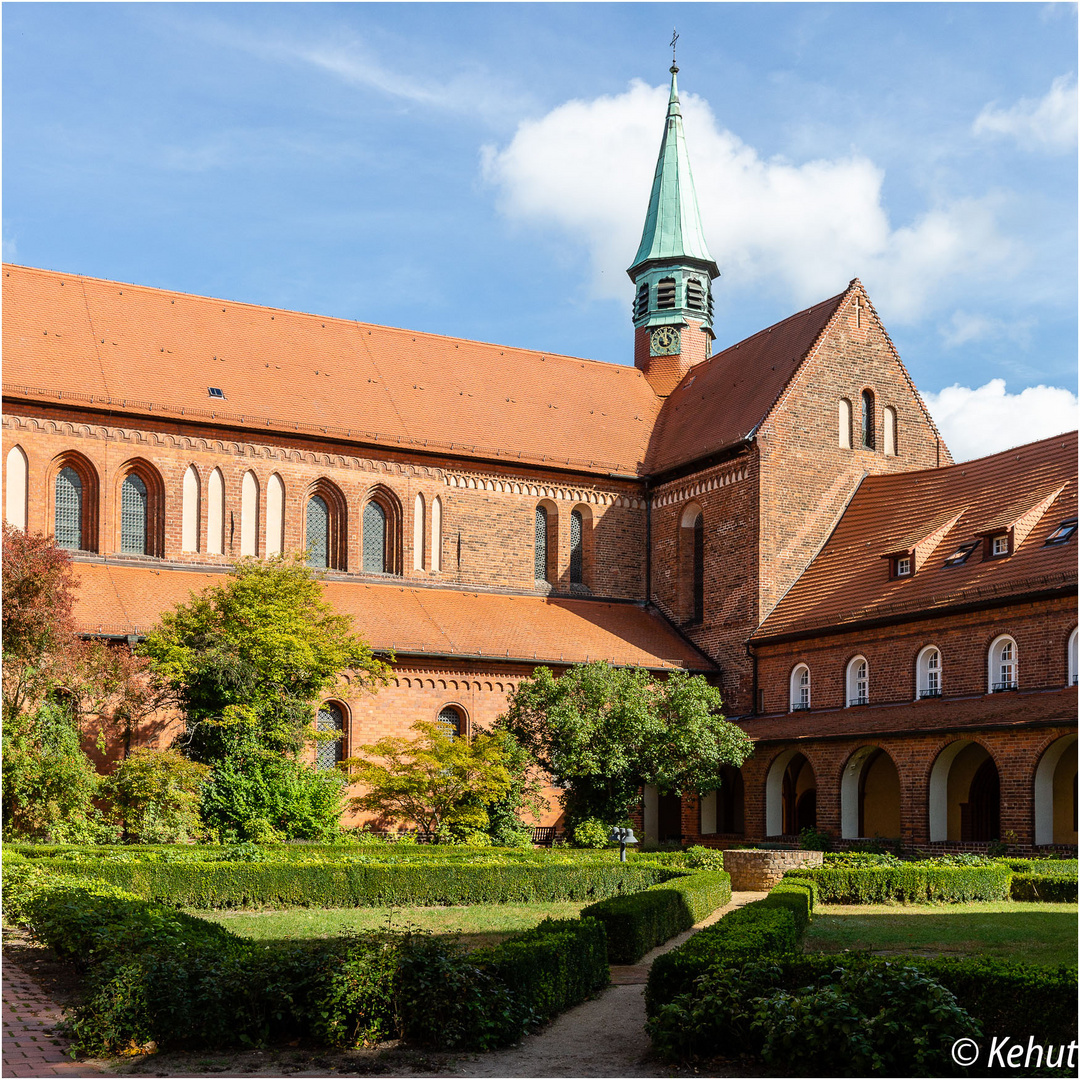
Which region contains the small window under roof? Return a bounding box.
[943,541,978,567]
[208,387,225,399]
[1045,518,1078,545]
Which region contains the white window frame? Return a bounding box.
[1068,628,1078,687]
[896,556,911,577]
[991,534,1009,557]
[846,656,869,707]
[916,645,942,700]
[988,634,1018,692]
[789,664,811,712]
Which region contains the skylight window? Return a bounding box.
[1045,518,1078,545]
[943,541,978,567]
[208,387,225,399]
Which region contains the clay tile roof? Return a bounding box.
[740,686,1077,743]
[2,263,661,475]
[645,289,849,474]
[754,431,1078,640]
[71,563,714,671]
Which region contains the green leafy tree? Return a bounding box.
[100,747,210,843]
[499,661,752,828]
[140,556,391,840]
[346,722,517,838]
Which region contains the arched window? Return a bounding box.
[535,505,550,583]
[1069,628,1078,687]
[838,399,852,450]
[120,473,149,554]
[883,406,897,457]
[363,499,387,573]
[436,705,464,740]
[5,445,28,530]
[240,471,259,557]
[181,465,200,553]
[846,656,869,706]
[307,494,330,568]
[570,509,583,585]
[55,466,84,550]
[686,278,705,311]
[316,702,344,770]
[916,646,942,699]
[265,473,284,557]
[116,461,164,557]
[657,278,677,309]
[633,282,649,320]
[413,493,426,571]
[861,390,875,450]
[692,513,704,623]
[989,635,1018,692]
[207,468,225,555]
[431,496,442,572]
[790,664,811,711]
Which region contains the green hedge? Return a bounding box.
[786,862,1010,903]
[13,857,675,909]
[1010,873,1078,903]
[581,870,732,964]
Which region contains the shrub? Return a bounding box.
[571,818,610,849]
[15,856,677,909]
[787,862,1010,903]
[683,845,725,871]
[1009,873,1078,903]
[582,870,731,963]
[100,748,209,844]
[798,825,833,851]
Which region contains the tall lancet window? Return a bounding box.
[306,495,329,568]
[363,500,387,573]
[120,474,148,554]
[570,509,583,585]
[535,506,549,582]
[55,467,83,550]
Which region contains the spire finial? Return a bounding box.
[670,27,679,72]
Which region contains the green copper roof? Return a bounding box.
[628,66,718,280]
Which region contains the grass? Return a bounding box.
[804,901,1078,968]
[191,901,588,949]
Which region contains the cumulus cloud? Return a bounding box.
[973,74,1078,151]
[923,379,1077,462]
[482,81,1015,321]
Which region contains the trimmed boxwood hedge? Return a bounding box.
[13,857,676,909]
[581,870,732,963]
[1010,873,1078,903]
[786,862,1010,903]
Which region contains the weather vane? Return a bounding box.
[670,27,679,68]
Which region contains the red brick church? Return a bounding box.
[3,65,1075,851]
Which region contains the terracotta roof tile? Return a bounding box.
[645,289,849,474]
[755,432,1078,639]
[2,264,661,474]
[72,563,714,671]
[740,686,1076,743]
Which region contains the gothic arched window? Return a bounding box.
[306,495,330,568]
[363,499,388,573]
[693,513,705,624]
[120,473,149,555]
[861,390,875,450]
[316,701,344,770]
[839,398,852,449]
[570,509,583,585]
[535,505,550,583]
[55,467,83,550]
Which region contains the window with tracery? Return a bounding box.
[55,467,83,550]
[363,500,387,573]
[307,495,329,568]
[316,702,344,770]
[120,474,148,554]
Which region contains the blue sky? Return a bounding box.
[4,3,1076,460]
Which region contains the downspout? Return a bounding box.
[645,485,652,604]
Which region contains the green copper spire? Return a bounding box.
[627,65,719,280]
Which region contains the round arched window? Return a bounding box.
[436,706,463,740]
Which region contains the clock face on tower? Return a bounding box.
[650,325,681,357]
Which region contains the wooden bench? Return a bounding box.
[531,826,557,847]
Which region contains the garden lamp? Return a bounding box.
[608,825,638,862]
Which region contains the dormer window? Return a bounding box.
[895,556,911,577]
[1045,518,1077,545]
[944,541,978,567]
[657,278,677,309]
[990,534,1010,557]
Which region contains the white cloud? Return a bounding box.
[940,310,1034,349]
[923,379,1077,462]
[973,74,1078,151]
[482,82,1015,322]
[2,235,17,261]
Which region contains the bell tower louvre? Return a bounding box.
[628,63,720,397]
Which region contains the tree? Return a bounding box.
[346,722,517,838]
[101,747,210,843]
[499,661,753,827]
[140,556,391,840]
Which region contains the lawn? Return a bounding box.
[804,901,1078,968]
[192,900,588,949]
